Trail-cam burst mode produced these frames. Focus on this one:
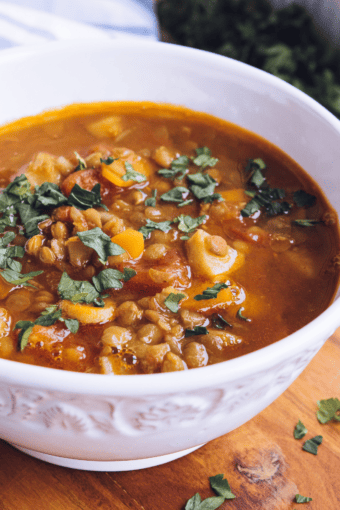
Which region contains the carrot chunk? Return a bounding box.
[111,229,144,258]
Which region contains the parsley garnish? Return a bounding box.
[293,190,316,208]
[92,268,136,292]
[139,219,173,239]
[16,203,49,238]
[192,147,219,170]
[185,326,209,337]
[68,183,108,211]
[316,397,340,423]
[173,214,206,233]
[122,162,147,183]
[302,435,323,455]
[74,151,87,171]
[1,267,43,287]
[158,155,190,180]
[77,227,125,263]
[212,313,232,329]
[295,494,313,503]
[294,420,308,439]
[164,292,186,313]
[0,232,24,269]
[58,272,100,304]
[194,283,228,301]
[209,474,236,500]
[145,190,157,207]
[160,186,190,205]
[241,186,290,217]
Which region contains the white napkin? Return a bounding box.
[0,0,158,50]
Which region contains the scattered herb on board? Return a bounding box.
[295,494,313,503]
[302,435,323,455]
[122,161,147,183]
[294,420,308,439]
[157,0,340,118]
[316,397,340,423]
[185,474,235,509]
[194,283,229,301]
[164,292,186,313]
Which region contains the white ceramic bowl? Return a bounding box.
[0,39,339,471]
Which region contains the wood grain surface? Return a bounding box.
[0,328,339,510]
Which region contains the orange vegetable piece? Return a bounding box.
[101,148,150,187]
[111,229,144,258]
[219,189,248,202]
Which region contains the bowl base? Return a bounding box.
[10,443,204,471]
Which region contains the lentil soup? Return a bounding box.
[0,102,339,374]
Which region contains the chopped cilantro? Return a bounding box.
[241,187,290,217]
[187,172,219,202]
[92,267,136,293]
[160,186,190,204]
[185,473,235,510]
[33,182,68,209]
[192,147,219,170]
[68,183,108,211]
[0,206,18,234]
[1,267,43,287]
[100,156,117,165]
[145,190,157,207]
[295,494,313,503]
[77,227,125,263]
[60,317,80,334]
[194,283,228,301]
[122,161,147,183]
[212,314,232,329]
[293,190,316,208]
[294,219,319,227]
[294,420,308,439]
[185,326,209,337]
[74,151,87,170]
[158,155,190,180]
[173,214,206,233]
[164,292,186,313]
[237,307,250,321]
[139,219,173,239]
[58,272,100,304]
[302,435,323,455]
[16,202,49,238]
[316,397,340,423]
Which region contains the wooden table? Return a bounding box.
[1,329,339,510]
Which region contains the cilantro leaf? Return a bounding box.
[302,435,323,455]
[160,186,190,204]
[92,268,131,292]
[33,182,68,208]
[316,397,340,423]
[0,175,32,210]
[185,326,209,337]
[158,155,190,180]
[173,214,206,233]
[1,268,43,287]
[61,318,80,333]
[209,474,236,499]
[293,219,319,227]
[145,190,157,207]
[122,162,147,183]
[185,493,225,510]
[15,322,34,351]
[35,306,62,327]
[74,151,87,170]
[58,272,100,304]
[100,156,117,165]
[293,190,316,208]
[192,147,219,170]
[164,292,186,313]
[295,494,313,503]
[237,307,250,322]
[77,227,125,263]
[0,206,17,233]
[185,493,202,510]
[139,219,173,239]
[212,314,232,329]
[122,267,137,281]
[68,183,108,211]
[241,187,289,217]
[187,173,217,201]
[194,283,228,301]
[294,420,308,439]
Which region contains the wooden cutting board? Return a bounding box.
[1,328,339,510]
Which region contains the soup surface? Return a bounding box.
[0,102,339,374]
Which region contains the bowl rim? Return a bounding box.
[0,37,339,393]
